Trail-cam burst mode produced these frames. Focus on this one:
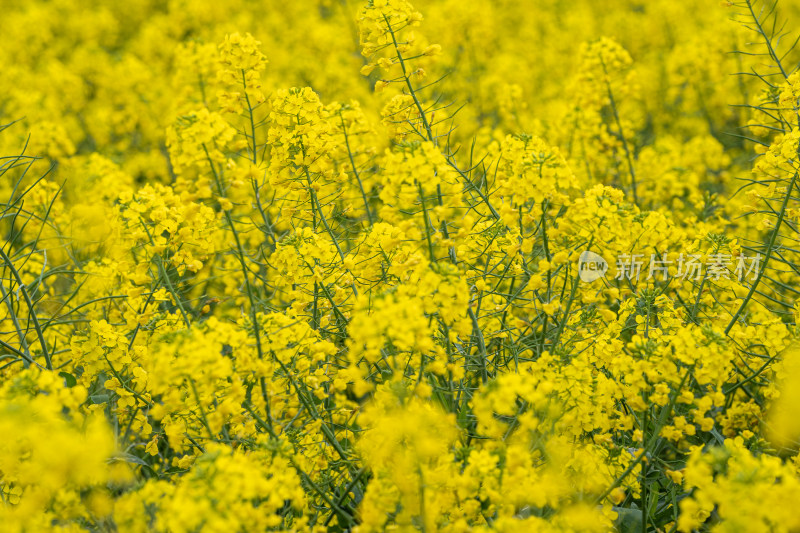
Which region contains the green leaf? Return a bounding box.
[614,507,643,533]
[110,453,150,467]
[90,394,110,404]
[58,371,77,388]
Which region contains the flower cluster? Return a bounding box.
[0,0,799,531]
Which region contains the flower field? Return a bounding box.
[3,0,800,530]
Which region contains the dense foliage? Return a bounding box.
[1,0,800,531]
